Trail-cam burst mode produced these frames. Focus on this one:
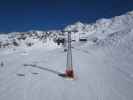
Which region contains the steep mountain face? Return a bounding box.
[0,11,133,49]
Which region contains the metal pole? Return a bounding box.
[66,31,74,78]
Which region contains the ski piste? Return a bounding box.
[24,64,77,80]
[23,31,77,80]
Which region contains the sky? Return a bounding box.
[0,0,133,33]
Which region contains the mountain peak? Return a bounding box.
[74,21,84,26]
[64,21,85,32]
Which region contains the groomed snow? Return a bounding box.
[0,38,133,100]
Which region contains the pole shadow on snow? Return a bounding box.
[23,64,67,78]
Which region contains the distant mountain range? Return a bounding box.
[0,10,133,49]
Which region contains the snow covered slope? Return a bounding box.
[0,11,133,100]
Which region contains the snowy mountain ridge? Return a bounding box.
[0,10,133,49]
[65,10,133,36]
